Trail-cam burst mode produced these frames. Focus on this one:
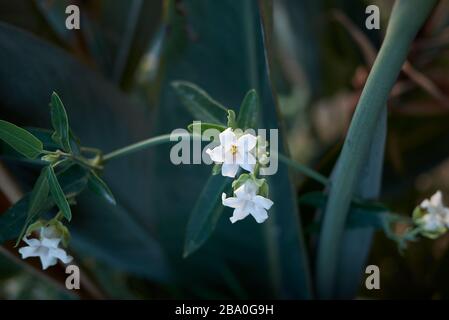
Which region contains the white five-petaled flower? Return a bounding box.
[419,191,449,231]
[18,226,73,270]
[206,128,257,178]
[222,180,273,224]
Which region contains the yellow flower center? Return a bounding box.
[230,145,238,155]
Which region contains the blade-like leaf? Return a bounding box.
[183,174,232,257]
[46,165,72,221]
[88,171,116,206]
[0,120,43,158]
[237,89,259,130]
[172,81,228,124]
[15,167,50,246]
[315,0,438,299]
[50,91,71,152]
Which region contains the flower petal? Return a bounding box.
[206,145,225,163]
[50,248,73,264]
[237,152,256,173]
[229,207,250,224]
[430,191,443,207]
[41,237,61,248]
[23,237,40,247]
[18,246,39,259]
[237,134,257,153]
[254,195,274,210]
[219,128,237,150]
[243,180,258,196]
[221,163,239,178]
[222,193,243,208]
[40,254,58,270]
[251,206,269,223]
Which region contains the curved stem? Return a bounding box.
[102,133,190,163]
[102,133,328,185]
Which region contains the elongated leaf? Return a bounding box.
[237,89,259,130]
[0,120,43,158]
[88,171,116,205]
[46,165,72,221]
[183,174,231,257]
[15,167,50,245]
[335,108,387,299]
[50,92,71,152]
[28,168,50,217]
[316,0,438,299]
[172,81,228,124]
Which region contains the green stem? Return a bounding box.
[316,0,438,299]
[102,132,328,186]
[278,154,328,186]
[102,133,191,163]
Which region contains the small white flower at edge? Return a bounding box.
[19,226,73,270]
[222,180,273,224]
[206,128,257,178]
[418,191,449,231]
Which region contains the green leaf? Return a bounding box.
[88,171,117,205]
[0,120,43,159]
[15,167,50,246]
[187,122,226,135]
[237,89,259,130]
[172,81,228,124]
[46,165,72,221]
[50,91,71,152]
[315,0,438,299]
[183,174,231,257]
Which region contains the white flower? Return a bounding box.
[19,226,73,270]
[206,128,257,178]
[416,191,449,236]
[419,213,444,232]
[222,180,273,224]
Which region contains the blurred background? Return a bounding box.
[0,0,449,299]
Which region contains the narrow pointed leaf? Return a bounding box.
[172,81,228,124]
[316,0,439,299]
[237,89,259,130]
[50,92,71,152]
[0,120,43,158]
[46,165,72,221]
[15,167,50,246]
[88,171,117,205]
[183,174,231,257]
